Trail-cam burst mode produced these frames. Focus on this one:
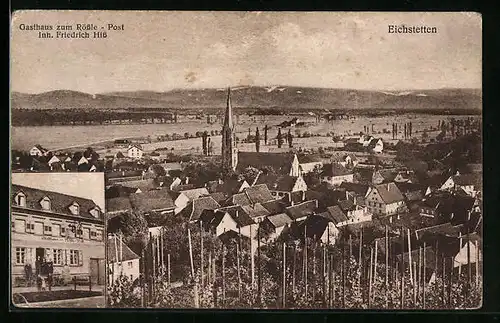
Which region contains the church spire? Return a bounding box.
[224,87,233,128]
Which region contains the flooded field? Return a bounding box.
[11,114,478,153]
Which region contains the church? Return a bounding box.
[221,88,301,177]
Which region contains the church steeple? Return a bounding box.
[224,87,233,128]
[222,87,238,173]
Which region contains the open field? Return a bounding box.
[11,114,479,153]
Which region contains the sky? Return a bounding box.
[11,173,105,210]
[11,11,482,93]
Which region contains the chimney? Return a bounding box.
[289,193,293,206]
[185,177,189,185]
[302,190,306,201]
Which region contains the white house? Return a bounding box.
[367,138,384,153]
[365,182,407,217]
[127,144,144,159]
[29,145,50,157]
[321,163,354,186]
[77,156,89,165]
[107,235,141,283]
[358,135,374,146]
[440,172,481,198]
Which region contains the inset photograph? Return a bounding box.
[10,172,106,308]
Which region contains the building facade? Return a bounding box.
[11,184,105,285]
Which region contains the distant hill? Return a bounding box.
[11,86,482,112]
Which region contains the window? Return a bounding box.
[83,228,90,240]
[53,224,61,236]
[53,249,63,265]
[89,208,101,219]
[15,247,26,265]
[40,197,51,211]
[44,225,52,235]
[61,227,66,236]
[96,230,103,241]
[34,222,43,235]
[128,261,133,268]
[69,203,80,215]
[25,222,34,233]
[77,229,83,236]
[69,250,81,266]
[91,231,97,239]
[15,193,26,207]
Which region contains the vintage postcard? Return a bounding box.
[10,11,482,309]
[10,172,106,308]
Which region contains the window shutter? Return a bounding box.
[64,249,68,265]
[78,251,83,266]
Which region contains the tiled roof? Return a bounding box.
[339,182,369,196]
[286,200,318,221]
[326,205,348,224]
[11,184,102,221]
[218,205,256,227]
[337,199,355,212]
[236,152,296,175]
[180,196,220,222]
[129,189,175,212]
[244,184,275,204]
[120,179,158,191]
[255,174,298,192]
[107,236,140,262]
[229,193,252,206]
[297,154,322,164]
[374,182,405,204]
[266,213,293,228]
[261,199,287,215]
[210,192,227,204]
[241,203,271,219]
[106,197,132,214]
[322,163,353,177]
[180,187,210,201]
[452,174,482,187]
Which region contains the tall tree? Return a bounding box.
[288,129,293,148]
[255,127,261,152]
[264,125,268,145]
[277,128,283,148]
[202,131,208,156]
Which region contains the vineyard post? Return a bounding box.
[331,254,335,307]
[222,242,226,307]
[413,261,417,307]
[292,243,296,296]
[200,220,204,287]
[467,229,471,285]
[156,235,160,277]
[400,227,404,309]
[151,236,155,301]
[237,240,242,303]
[342,231,346,308]
[304,225,308,302]
[167,253,171,285]
[349,234,352,258]
[213,247,217,307]
[447,257,452,308]
[160,229,165,275]
[407,228,413,284]
[441,253,446,308]
[368,246,373,308]
[322,244,326,307]
[385,225,389,307]
[475,242,479,286]
[282,242,286,308]
[257,220,262,306]
[312,237,316,303]
[141,247,145,308]
[374,239,378,305]
[423,242,426,309]
[250,224,255,287]
[358,228,363,289]
[187,228,195,279]
[418,246,422,306]
[151,235,155,279]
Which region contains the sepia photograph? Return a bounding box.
[10,11,482,309]
[10,173,106,308]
